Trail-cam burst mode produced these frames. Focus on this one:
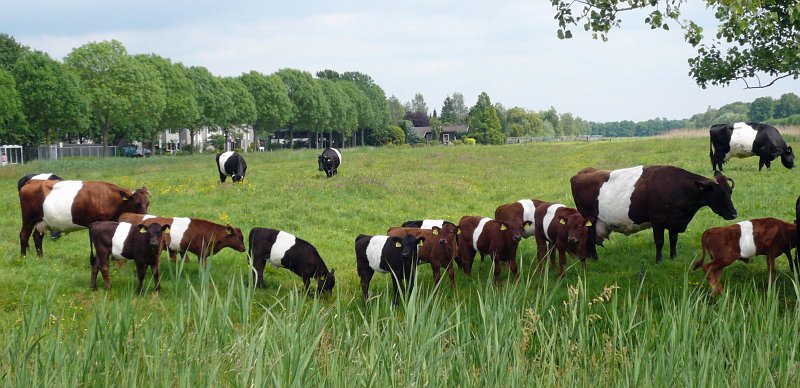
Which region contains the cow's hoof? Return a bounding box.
[655,257,663,265]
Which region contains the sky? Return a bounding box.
[2,0,798,122]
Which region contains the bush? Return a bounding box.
[464,137,477,145]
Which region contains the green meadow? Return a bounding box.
[1,137,799,385]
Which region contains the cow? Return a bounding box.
[494,199,544,238]
[387,226,459,288]
[709,122,795,171]
[17,173,65,240]
[355,234,425,304]
[19,180,150,257]
[118,213,245,263]
[457,216,530,284]
[795,196,800,275]
[533,202,593,276]
[247,227,335,293]
[692,218,797,294]
[216,151,247,183]
[88,221,170,292]
[317,147,341,177]
[571,165,737,264]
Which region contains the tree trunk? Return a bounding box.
[289,127,294,150]
[253,130,259,152]
[328,131,333,147]
[190,129,196,154]
[361,128,365,146]
[341,132,345,149]
[102,125,110,158]
[353,131,356,148]
[150,132,157,157]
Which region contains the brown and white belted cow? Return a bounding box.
[457,216,530,284]
[387,225,459,288]
[533,202,593,276]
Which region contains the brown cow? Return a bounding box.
[89,221,170,292]
[119,213,245,263]
[19,180,150,257]
[494,199,544,238]
[533,202,593,276]
[692,218,797,294]
[387,226,459,288]
[457,216,530,284]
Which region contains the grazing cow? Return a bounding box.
[17,173,65,240]
[457,216,530,284]
[119,213,245,263]
[88,221,170,292]
[17,173,63,192]
[387,226,459,288]
[355,234,425,304]
[216,151,247,183]
[571,165,737,263]
[709,122,795,171]
[317,147,341,177]
[247,227,335,293]
[19,180,150,257]
[495,199,544,237]
[692,218,797,294]
[533,202,593,276]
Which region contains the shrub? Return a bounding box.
[464,137,477,145]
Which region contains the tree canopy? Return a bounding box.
[551,0,800,89]
[467,92,504,145]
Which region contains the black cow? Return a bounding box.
[216,151,247,183]
[355,234,425,304]
[317,147,341,177]
[248,227,335,293]
[795,196,800,275]
[571,165,737,263]
[88,221,170,293]
[709,122,794,171]
[17,173,64,240]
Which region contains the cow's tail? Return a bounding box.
[692,232,708,271]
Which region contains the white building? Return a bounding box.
[159,126,254,153]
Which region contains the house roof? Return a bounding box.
[413,125,469,138]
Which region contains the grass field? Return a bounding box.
[1,137,799,385]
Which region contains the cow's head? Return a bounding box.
[697,172,737,220]
[232,174,245,183]
[317,154,330,171]
[318,269,335,293]
[781,146,795,169]
[434,223,460,260]
[139,222,170,252]
[219,224,246,253]
[559,213,593,259]
[124,188,150,214]
[499,219,531,242]
[400,234,425,260]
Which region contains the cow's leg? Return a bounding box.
[392,276,402,305]
[100,256,111,290]
[253,259,266,288]
[668,230,679,259]
[508,258,519,281]
[557,248,567,277]
[359,270,373,302]
[302,276,311,294]
[219,172,227,183]
[431,264,442,287]
[492,256,502,285]
[767,255,776,287]
[705,262,724,294]
[446,262,456,289]
[549,244,557,271]
[152,260,161,292]
[135,262,147,293]
[91,256,100,290]
[19,223,33,257]
[652,227,666,264]
[588,226,599,260]
[32,228,45,257]
[535,237,548,273]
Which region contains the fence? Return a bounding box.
[505,135,604,144]
[25,145,121,161]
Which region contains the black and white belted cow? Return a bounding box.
[216,151,247,183]
[317,147,341,177]
[571,165,738,264]
[709,122,795,171]
[18,173,65,240]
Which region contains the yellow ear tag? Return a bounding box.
[586,220,593,227]
[164,227,170,234]
[432,229,439,235]
[227,229,233,236]
[139,227,146,233]
[559,219,566,225]
[500,224,507,231]
[395,242,402,248]
[457,229,461,235]
[418,241,424,247]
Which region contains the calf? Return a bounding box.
[119,213,245,263]
[88,221,170,292]
[248,228,335,293]
[355,234,425,304]
[495,199,544,238]
[710,122,794,171]
[457,216,530,284]
[216,151,247,183]
[317,147,342,177]
[17,173,65,240]
[533,202,593,276]
[693,218,797,294]
[19,180,150,257]
[387,226,458,288]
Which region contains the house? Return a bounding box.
[159,126,255,153]
[413,125,469,144]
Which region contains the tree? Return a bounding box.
[505,107,544,136]
[275,68,324,149]
[221,77,257,150]
[429,116,443,143]
[339,81,370,147]
[316,69,341,81]
[340,71,389,146]
[0,33,28,71]
[441,92,469,125]
[11,50,89,147]
[240,71,292,150]
[387,95,405,122]
[133,55,199,154]
[65,40,166,157]
[541,107,560,135]
[186,66,230,153]
[749,97,775,122]
[467,92,504,145]
[403,111,429,127]
[409,93,428,115]
[551,0,800,89]
[0,68,22,134]
[774,93,800,119]
[319,78,356,147]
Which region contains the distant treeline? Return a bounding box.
[590,93,800,137]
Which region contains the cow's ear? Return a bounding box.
[226,224,234,235]
[695,180,712,191]
[456,227,461,235]
[559,217,566,225]
[395,241,402,248]
[584,219,593,227]
[788,146,793,154]
[417,237,426,246]
[138,224,147,233]
[499,222,508,231]
[524,220,533,228]
[162,224,171,233]
[431,226,440,235]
